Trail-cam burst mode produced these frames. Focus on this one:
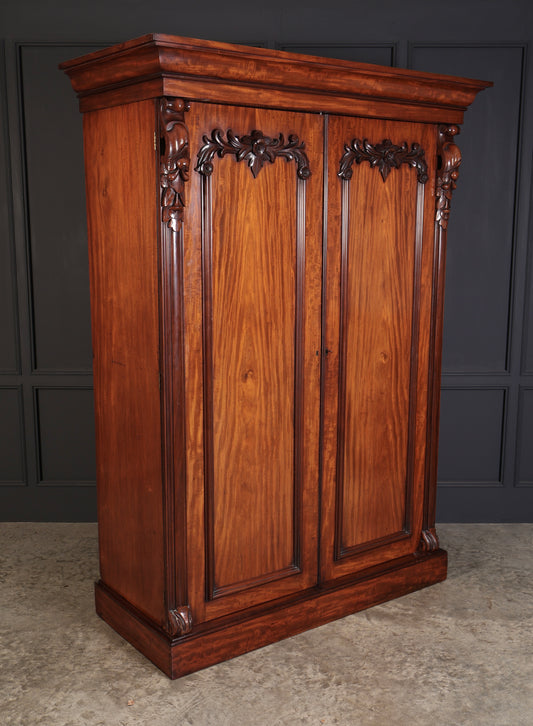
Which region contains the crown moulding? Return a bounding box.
[60,33,492,122]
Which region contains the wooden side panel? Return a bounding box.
[321,117,437,580]
[83,100,166,625]
[184,104,323,621]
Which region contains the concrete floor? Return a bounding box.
[0,523,532,726]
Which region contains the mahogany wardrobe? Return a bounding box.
[61,35,490,678]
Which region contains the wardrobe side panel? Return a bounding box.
[83,100,166,625]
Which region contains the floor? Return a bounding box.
[0,524,532,726]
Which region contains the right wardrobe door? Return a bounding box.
[321,116,439,583]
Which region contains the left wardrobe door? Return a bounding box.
[182,103,323,623]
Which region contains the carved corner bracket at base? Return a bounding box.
[160,97,191,232]
[418,528,440,553]
[436,125,462,230]
[168,606,193,636]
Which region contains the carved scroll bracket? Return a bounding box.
[418,528,439,553]
[338,138,428,183]
[195,128,311,179]
[168,606,193,636]
[436,125,462,230]
[160,97,190,232]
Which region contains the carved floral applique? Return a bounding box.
[338,138,428,183]
[195,129,311,179]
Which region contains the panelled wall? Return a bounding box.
[0,44,99,519]
[1,1,532,521]
[410,44,532,520]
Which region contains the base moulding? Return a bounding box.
[95,548,447,678]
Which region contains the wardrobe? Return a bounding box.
[61,34,490,678]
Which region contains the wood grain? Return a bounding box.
[184,103,323,621]
[157,97,191,625]
[60,33,491,124]
[61,35,491,677]
[75,78,468,125]
[341,152,415,547]
[321,117,438,580]
[209,155,297,591]
[83,100,166,625]
[95,548,447,679]
[421,125,463,550]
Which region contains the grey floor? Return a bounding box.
[1,524,532,726]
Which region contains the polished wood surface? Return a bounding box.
[158,97,191,632]
[83,100,166,625]
[183,103,322,622]
[341,161,415,546]
[421,125,464,552]
[60,34,491,123]
[95,548,447,679]
[321,117,438,580]
[210,138,297,590]
[61,34,489,678]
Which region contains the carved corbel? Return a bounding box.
[418,528,439,553]
[435,125,462,229]
[168,606,193,636]
[160,97,190,232]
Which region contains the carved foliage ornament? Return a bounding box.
[419,528,439,553]
[160,97,190,232]
[195,128,311,179]
[436,125,462,230]
[168,606,193,636]
[338,138,428,184]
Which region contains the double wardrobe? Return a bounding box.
[61,34,489,677]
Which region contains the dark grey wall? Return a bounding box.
[1,0,532,521]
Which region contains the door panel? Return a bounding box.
[321,117,437,580]
[184,104,323,621]
[209,145,297,594]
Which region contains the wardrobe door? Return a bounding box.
[321,116,437,582]
[183,103,323,622]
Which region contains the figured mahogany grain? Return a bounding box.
[321,117,438,580]
[60,34,490,679]
[60,34,490,123]
[183,103,323,621]
[83,100,166,625]
[342,162,415,547]
[210,159,296,590]
[95,549,447,679]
